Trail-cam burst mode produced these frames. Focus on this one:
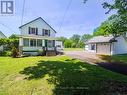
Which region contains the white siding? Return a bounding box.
[20,18,56,37]
[85,44,96,52]
[55,41,64,51]
[96,43,111,55]
[55,41,63,47]
[114,36,127,54]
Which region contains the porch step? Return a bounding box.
[46,51,56,56]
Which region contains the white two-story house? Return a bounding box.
[18,17,63,56]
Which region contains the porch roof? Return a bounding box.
[17,35,58,40]
[85,36,115,44]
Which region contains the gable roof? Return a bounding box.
[85,36,115,44]
[0,31,7,38]
[19,17,57,33]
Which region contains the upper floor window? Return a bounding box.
[42,29,50,36]
[29,27,38,35]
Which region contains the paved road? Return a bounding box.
[65,51,127,75]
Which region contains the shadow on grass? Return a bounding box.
[98,55,127,64]
[20,58,127,95]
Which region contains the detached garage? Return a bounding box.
[85,35,127,55]
[96,43,111,55]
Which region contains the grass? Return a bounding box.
[98,54,127,64]
[64,48,83,51]
[1,56,127,95]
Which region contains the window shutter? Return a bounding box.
[36,28,38,35]
[42,29,45,36]
[29,27,31,34]
[48,30,50,36]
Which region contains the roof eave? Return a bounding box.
[19,17,57,33]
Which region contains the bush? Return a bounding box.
[0,51,12,56]
[6,51,12,56]
[37,49,44,56]
[11,47,19,58]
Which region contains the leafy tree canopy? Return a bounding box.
[81,34,93,42]
[70,34,81,44]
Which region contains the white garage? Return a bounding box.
[96,43,111,55]
[85,36,116,55]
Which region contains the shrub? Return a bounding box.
[11,47,19,58]
[37,49,44,56]
[0,51,12,56]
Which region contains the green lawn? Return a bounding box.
[64,48,83,51]
[98,54,127,64]
[1,56,127,95]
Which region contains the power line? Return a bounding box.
[58,0,73,33]
[21,0,26,25]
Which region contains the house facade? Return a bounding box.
[18,17,63,56]
[85,35,127,55]
[0,31,7,51]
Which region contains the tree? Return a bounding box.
[57,37,67,44]
[0,37,19,57]
[64,39,73,48]
[83,0,127,36]
[70,34,81,48]
[93,14,127,37]
[93,21,110,36]
[77,41,84,48]
[102,0,127,15]
[81,34,93,42]
[9,34,19,39]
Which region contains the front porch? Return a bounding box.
[19,37,57,56]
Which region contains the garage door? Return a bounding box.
[97,43,111,55]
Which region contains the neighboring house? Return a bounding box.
[0,31,7,51]
[85,35,127,55]
[18,17,63,56]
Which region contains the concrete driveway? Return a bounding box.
[65,51,102,64]
[65,51,127,75]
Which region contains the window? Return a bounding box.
[23,39,29,46]
[29,27,38,35]
[30,39,36,46]
[91,44,95,50]
[45,30,49,35]
[42,29,50,36]
[37,39,42,46]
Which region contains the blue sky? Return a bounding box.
[0,0,114,38]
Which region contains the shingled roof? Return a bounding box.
[85,36,115,44]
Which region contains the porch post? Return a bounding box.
[29,39,30,47]
[42,40,45,47]
[19,38,23,56]
[36,39,37,47]
[95,43,97,53]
